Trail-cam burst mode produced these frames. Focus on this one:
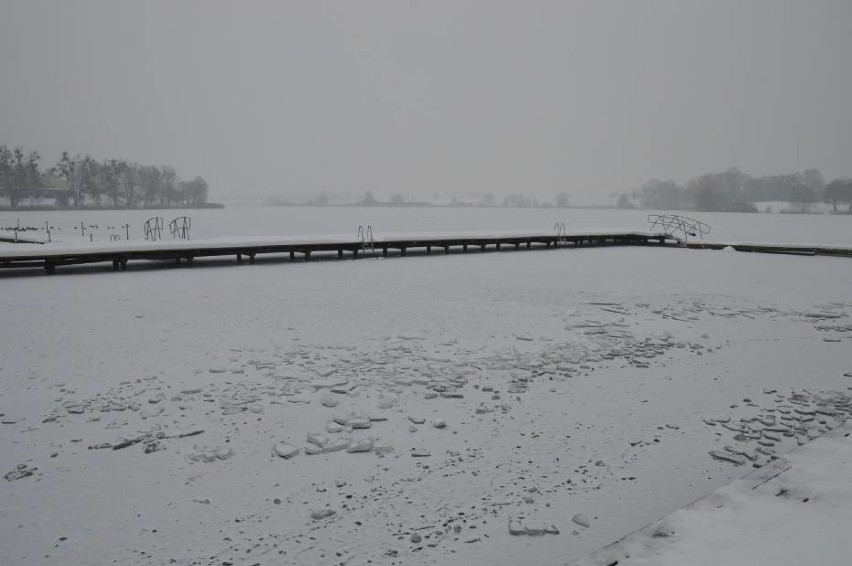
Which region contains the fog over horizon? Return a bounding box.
[2,0,851,205]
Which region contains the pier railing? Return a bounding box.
[358,224,374,255]
[144,217,164,241]
[553,221,567,246]
[647,214,710,243]
[169,216,192,240]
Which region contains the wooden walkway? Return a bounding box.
[686,241,852,258]
[0,230,677,274]
[2,230,850,275]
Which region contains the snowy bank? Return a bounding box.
[575,423,852,566]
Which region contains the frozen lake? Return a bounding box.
[1,206,851,566]
[1,205,850,246]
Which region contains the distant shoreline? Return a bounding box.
[258,202,618,211]
[0,203,225,212]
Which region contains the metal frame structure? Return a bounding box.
[169,216,192,240]
[143,217,164,241]
[358,224,374,255]
[553,221,567,246]
[647,214,710,243]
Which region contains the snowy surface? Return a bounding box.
[2,212,852,565]
[2,205,851,246]
[577,424,852,566]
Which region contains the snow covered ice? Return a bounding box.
[2,209,852,565]
[576,423,852,566]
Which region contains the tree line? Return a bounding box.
[0,144,208,209]
[620,168,852,213]
[267,190,574,208]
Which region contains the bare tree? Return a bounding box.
[15,146,209,209]
[2,147,41,208]
[157,166,175,206]
[824,178,852,213]
[140,165,162,206]
[180,176,208,205]
[119,162,140,207]
[0,145,12,205]
[102,159,124,207]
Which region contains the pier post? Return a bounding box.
[480,244,486,252]
[515,243,520,250]
[338,249,343,258]
[401,246,407,256]
[290,251,295,260]
[463,244,468,252]
[113,260,120,271]
[304,251,311,261]
[426,245,431,254]
[526,241,531,249]
[383,247,388,257]
[249,253,256,265]
[237,253,242,262]
[496,243,501,250]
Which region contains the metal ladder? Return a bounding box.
[358,224,375,255]
[553,221,567,246]
[143,217,164,241]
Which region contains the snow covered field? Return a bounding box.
[2,208,851,566]
[2,205,851,246]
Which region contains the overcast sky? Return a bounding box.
[2,0,851,204]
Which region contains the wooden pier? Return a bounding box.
[2,229,850,275]
[0,230,677,274]
[686,241,852,258]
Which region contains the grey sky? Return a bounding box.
[2,0,851,204]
